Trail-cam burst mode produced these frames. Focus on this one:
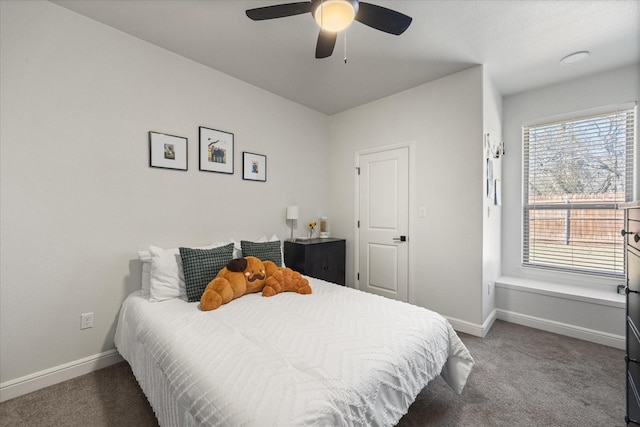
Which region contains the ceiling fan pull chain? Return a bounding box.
[344,30,348,64]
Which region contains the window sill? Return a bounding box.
[496,275,625,309]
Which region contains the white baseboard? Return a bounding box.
[0,349,123,403]
[496,309,625,350]
[446,309,497,338]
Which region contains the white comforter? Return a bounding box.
[115,278,473,427]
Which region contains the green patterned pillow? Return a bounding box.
[179,243,234,302]
[240,240,282,267]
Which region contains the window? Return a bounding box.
[523,104,636,277]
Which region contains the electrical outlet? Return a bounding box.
[81,312,93,330]
[488,282,492,295]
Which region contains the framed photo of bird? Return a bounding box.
[149,131,188,171]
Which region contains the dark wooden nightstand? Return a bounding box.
[284,238,345,285]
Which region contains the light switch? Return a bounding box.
[418,207,426,218]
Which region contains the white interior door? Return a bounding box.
[357,146,409,301]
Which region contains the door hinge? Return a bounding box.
[356,166,360,175]
[357,220,360,228]
[357,273,359,280]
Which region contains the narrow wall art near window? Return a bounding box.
[199,127,234,174]
[149,131,188,171]
[242,152,266,182]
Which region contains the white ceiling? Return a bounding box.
[52,0,640,115]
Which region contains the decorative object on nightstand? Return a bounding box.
[319,216,330,238]
[307,221,317,239]
[284,238,345,285]
[286,206,298,241]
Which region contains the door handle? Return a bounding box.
[393,236,407,242]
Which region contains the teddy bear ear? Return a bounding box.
[227,258,247,272]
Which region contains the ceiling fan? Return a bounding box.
[246,0,412,59]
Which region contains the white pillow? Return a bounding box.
[138,242,226,262]
[137,250,152,293]
[229,238,243,259]
[144,242,225,302]
[149,246,186,302]
[140,262,151,295]
[137,250,152,262]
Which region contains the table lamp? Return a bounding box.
[286,206,298,241]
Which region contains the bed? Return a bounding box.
[115,241,474,426]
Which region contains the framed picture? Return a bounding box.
[486,158,494,198]
[149,131,187,171]
[199,127,234,174]
[242,152,266,182]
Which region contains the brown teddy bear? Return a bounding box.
[262,267,312,297]
[200,256,278,311]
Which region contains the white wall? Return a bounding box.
[498,64,640,345]
[502,64,640,287]
[328,66,487,332]
[0,0,329,390]
[482,71,503,323]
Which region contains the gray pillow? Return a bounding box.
[240,240,282,266]
[179,243,234,302]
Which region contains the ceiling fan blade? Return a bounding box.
[355,2,412,35]
[315,29,337,58]
[246,2,311,20]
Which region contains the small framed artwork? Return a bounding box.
[242,152,267,182]
[486,158,494,198]
[199,127,234,174]
[149,131,187,171]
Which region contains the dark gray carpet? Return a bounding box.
[0,320,625,426]
[398,320,624,427]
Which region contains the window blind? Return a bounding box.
[522,105,636,277]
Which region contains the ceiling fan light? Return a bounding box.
[313,0,356,32]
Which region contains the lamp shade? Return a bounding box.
[286,206,299,220]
